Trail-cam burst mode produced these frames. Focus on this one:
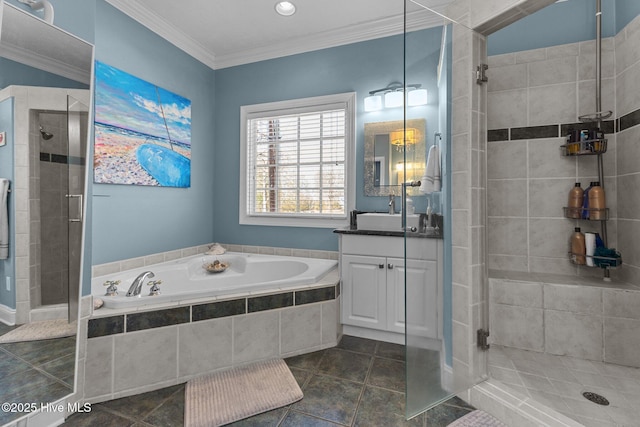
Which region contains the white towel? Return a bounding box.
[0,178,9,260]
[420,145,441,194]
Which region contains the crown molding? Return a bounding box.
[105,1,448,70]
[0,43,91,84]
[105,0,217,69]
[215,9,447,69]
[1,2,92,84]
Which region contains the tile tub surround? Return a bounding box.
[489,270,640,368]
[84,295,340,403]
[84,243,340,404]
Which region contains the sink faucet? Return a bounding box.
[126,271,155,297]
[388,195,396,214]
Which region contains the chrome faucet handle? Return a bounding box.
[148,280,162,296]
[103,280,121,296]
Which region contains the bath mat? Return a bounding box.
[447,409,507,427]
[0,319,76,343]
[184,358,303,427]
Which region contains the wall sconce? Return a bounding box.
[364,82,428,112]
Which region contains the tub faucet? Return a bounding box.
[388,195,396,214]
[126,271,155,297]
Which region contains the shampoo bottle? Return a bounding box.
[588,182,606,220]
[570,227,586,265]
[567,182,583,219]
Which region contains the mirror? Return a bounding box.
[364,118,426,196]
[0,2,93,424]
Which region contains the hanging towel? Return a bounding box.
[0,179,9,260]
[420,145,441,194]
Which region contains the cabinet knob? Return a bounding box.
[388,263,394,269]
[378,264,384,269]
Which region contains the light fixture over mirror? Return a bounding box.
[364,82,428,112]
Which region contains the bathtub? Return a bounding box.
[92,252,338,309]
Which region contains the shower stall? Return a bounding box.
[485,1,640,425]
[0,87,89,325]
[30,96,88,321]
[401,0,640,424]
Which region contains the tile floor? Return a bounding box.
[489,345,640,427]
[65,335,475,426]
[0,322,76,426]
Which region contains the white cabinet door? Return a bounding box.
[386,257,438,338]
[341,254,387,329]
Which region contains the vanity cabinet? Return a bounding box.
[339,234,441,343]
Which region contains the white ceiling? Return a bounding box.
[105,0,455,70]
[0,3,93,83]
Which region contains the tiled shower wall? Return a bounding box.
[615,15,640,285]
[485,19,640,277]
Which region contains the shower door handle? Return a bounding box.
[66,194,83,223]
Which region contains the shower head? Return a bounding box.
[39,126,54,141]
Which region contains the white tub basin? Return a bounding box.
[357,213,420,232]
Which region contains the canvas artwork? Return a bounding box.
[94,61,192,187]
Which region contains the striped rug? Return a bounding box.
[185,358,303,427]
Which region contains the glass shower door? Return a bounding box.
[403,4,488,418]
[66,95,88,322]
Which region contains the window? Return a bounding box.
[240,93,355,228]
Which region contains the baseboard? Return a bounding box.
[342,325,404,344]
[0,303,16,325]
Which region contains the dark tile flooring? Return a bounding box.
[65,335,474,426]
[0,322,76,426]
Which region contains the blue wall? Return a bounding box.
[616,0,640,32]
[213,28,442,251]
[0,98,14,309]
[488,0,619,55]
[89,2,215,276]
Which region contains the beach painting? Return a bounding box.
[94,61,191,187]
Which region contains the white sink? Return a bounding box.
[357,213,421,232]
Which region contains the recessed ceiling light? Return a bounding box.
[275,1,296,16]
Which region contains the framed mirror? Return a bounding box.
[0,1,93,424]
[364,118,426,196]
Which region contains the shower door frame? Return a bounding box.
[5,87,90,325]
[66,95,88,322]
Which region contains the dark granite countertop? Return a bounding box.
[333,227,443,239]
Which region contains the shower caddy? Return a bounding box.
[560,126,621,273]
[560,0,621,279]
